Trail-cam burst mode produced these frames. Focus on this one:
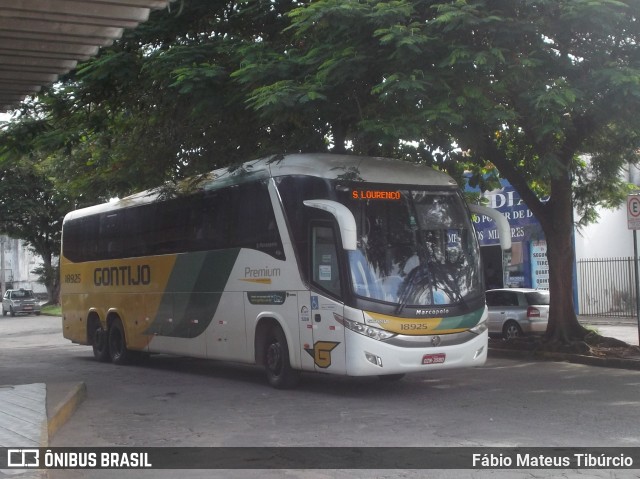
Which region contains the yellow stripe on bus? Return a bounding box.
[364,311,468,335]
[240,278,272,284]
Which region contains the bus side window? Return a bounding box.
[99,213,122,259]
[311,224,342,298]
[233,182,284,259]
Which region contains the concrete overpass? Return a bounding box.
[0,0,174,112]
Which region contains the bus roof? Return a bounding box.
[64,153,458,221]
[258,153,456,186]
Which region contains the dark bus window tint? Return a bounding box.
[63,215,99,262]
[203,190,233,250]
[64,179,284,262]
[124,203,153,257]
[233,182,284,259]
[275,176,334,277]
[151,197,190,254]
[98,213,122,259]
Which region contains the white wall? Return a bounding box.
[575,206,635,260]
[575,163,640,260]
[1,236,46,293]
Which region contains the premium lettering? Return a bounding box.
[244,267,281,278]
[94,265,151,287]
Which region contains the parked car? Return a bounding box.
[485,288,549,339]
[2,289,41,317]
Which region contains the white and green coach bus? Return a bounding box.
[61,154,510,388]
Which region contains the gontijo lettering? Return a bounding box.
[94,265,151,286]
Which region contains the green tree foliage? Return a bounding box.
[233,0,640,343]
[1,0,639,344]
[0,118,75,301]
[61,0,338,194]
[417,0,640,343]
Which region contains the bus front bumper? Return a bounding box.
[344,328,488,377]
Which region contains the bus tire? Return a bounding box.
[92,325,110,362]
[264,326,299,389]
[108,318,130,365]
[378,374,405,382]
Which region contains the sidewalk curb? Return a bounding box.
[489,348,640,371]
[47,382,87,441]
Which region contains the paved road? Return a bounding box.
[1,315,640,478]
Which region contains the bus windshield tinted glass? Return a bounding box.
[346,190,481,306]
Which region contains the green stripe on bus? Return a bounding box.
[145,249,241,338]
[434,308,484,331]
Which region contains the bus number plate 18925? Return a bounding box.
[422,353,446,365]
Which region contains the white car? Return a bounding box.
[486,288,549,339]
[2,289,41,317]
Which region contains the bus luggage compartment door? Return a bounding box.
[306,294,346,374]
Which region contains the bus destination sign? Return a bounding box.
[352,190,401,200]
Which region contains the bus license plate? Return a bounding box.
[422,353,446,365]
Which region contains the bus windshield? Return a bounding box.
[346,189,481,307]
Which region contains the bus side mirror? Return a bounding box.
[468,203,512,251]
[303,199,357,251]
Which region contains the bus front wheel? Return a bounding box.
[264,327,299,389]
[108,318,130,365]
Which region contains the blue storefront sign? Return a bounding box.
[466,178,547,288]
[470,181,544,246]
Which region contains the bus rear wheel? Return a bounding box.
[108,318,130,365]
[264,327,299,389]
[92,325,110,362]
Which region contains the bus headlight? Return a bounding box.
[333,313,396,341]
[469,318,488,335]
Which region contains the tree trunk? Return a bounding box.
[538,174,589,343]
[471,135,589,344]
[39,250,59,304]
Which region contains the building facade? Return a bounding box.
[467,180,549,291]
[470,164,640,317]
[0,235,45,296]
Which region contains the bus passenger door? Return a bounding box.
[306,223,347,375]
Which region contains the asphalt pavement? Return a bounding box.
[1,313,639,478]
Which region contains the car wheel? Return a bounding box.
[2,307,6,316]
[264,326,299,389]
[502,320,522,340]
[10,307,15,317]
[108,318,130,365]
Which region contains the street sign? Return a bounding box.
[627,194,640,230]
